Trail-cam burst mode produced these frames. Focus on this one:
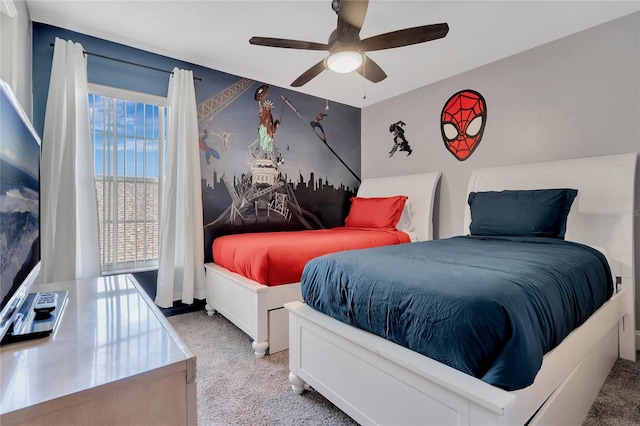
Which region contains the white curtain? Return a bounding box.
[156,68,205,308]
[39,38,101,283]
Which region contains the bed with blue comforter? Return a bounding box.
[300,235,612,391]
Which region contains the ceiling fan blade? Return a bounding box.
[291,59,327,87]
[356,55,387,83]
[249,37,328,51]
[359,23,449,52]
[337,0,369,41]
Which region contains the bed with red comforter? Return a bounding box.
[213,227,410,286]
[204,172,441,357]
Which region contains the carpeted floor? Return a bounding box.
[169,310,357,426]
[582,355,640,426]
[168,310,640,426]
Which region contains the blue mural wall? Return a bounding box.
[32,23,361,262]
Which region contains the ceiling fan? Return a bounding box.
[249,0,449,87]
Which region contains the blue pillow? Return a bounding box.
[468,189,578,239]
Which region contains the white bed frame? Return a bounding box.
[204,172,442,357]
[287,153,637,426]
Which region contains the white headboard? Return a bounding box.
[464,153,637,359]
[464,153,636,276]
[357,172,441,242]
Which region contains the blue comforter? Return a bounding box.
[301,236,612,390]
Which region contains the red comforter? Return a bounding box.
[213,227,411,286]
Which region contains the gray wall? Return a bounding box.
[362,13,640,330]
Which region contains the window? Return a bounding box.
[88,84,166,273]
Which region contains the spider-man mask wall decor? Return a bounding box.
[441,90,487,161]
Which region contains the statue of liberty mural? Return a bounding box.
[257,99,280,152]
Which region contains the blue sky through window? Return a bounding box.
[89,94,164,178]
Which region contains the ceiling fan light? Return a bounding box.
[326,50,363,73]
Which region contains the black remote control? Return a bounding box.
[34,292,58,314]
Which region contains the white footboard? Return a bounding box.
[287,301,515,425]
[205,263,302,357]
[287,290,627,426]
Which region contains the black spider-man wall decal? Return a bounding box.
[388,120,412,157]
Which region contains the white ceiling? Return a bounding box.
[25,1,640,108]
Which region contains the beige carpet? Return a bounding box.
[169,310,357,425]
[169,311,640,426]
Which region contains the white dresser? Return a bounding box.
[0,274,197,425]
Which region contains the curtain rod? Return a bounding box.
[49,43,202,81]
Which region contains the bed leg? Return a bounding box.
[252,340,269,358]
[205,303,216,316]
[289,372,306,395]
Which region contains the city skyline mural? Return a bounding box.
[194,77,361,262]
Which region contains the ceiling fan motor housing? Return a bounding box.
[328,29,360,53]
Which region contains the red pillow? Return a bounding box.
[344,196,408,229]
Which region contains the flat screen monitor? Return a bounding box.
[0,79,41,342]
